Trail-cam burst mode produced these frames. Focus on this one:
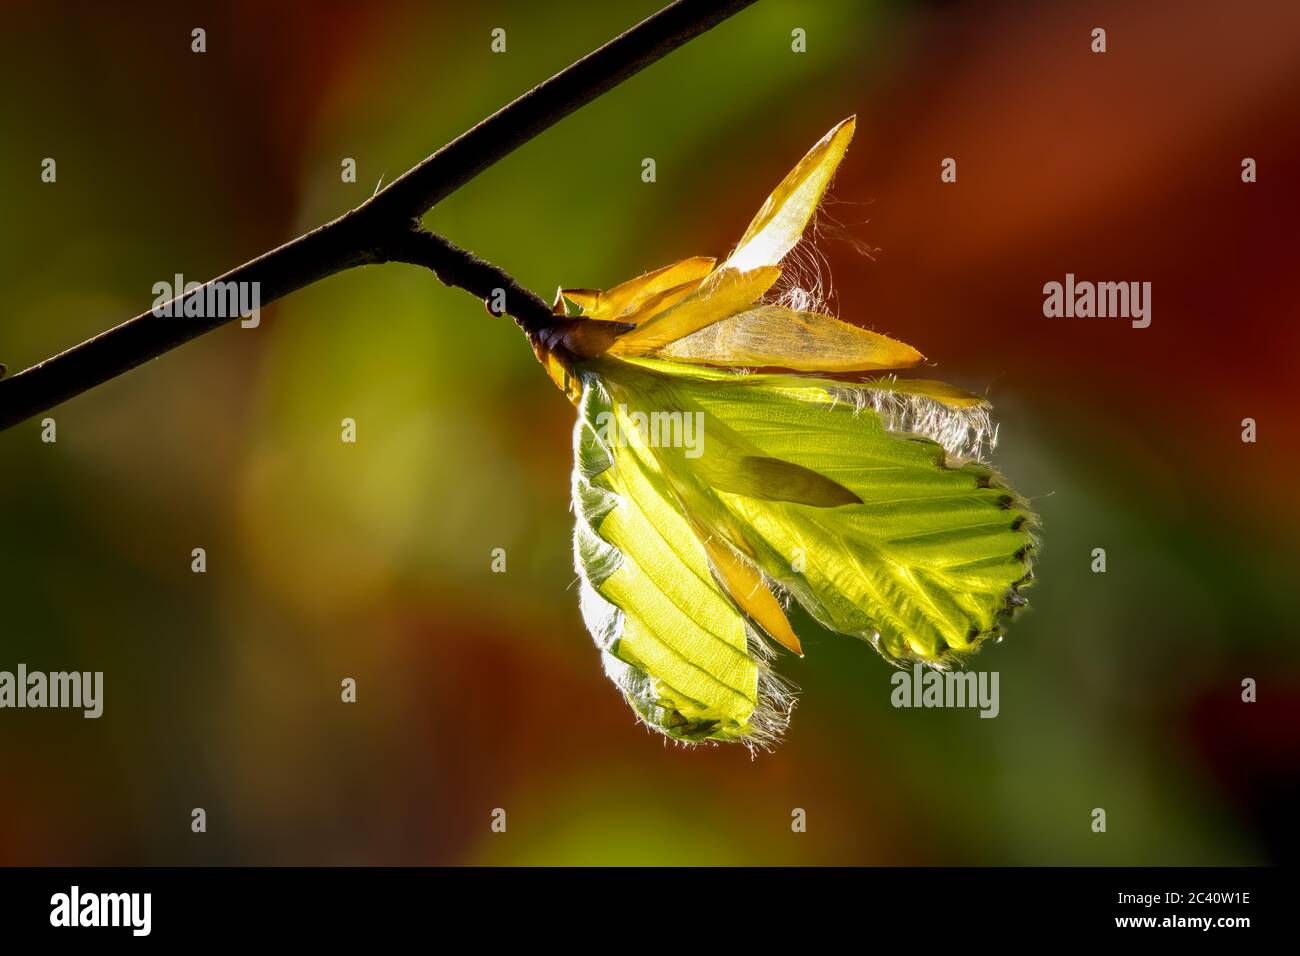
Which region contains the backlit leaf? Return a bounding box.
[546,117,1039,747]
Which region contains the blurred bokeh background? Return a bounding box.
[2,0,1297,865]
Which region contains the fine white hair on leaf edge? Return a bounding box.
[825,380,998,464]
[737,625,798,754]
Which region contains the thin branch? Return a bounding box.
[369,0,762,221]
[0,0,759,431]
[380,226,555,334]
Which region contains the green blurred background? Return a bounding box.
[1,0,1297,865]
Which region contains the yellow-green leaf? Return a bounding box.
[596,356,1036,669]
[572,373,793,745]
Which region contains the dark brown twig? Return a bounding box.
[0,0,759,430]
[379,225,555,333]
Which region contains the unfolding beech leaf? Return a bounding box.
[535,118,1040,748]
[573,381,793,744]
[604,358,1035,662]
